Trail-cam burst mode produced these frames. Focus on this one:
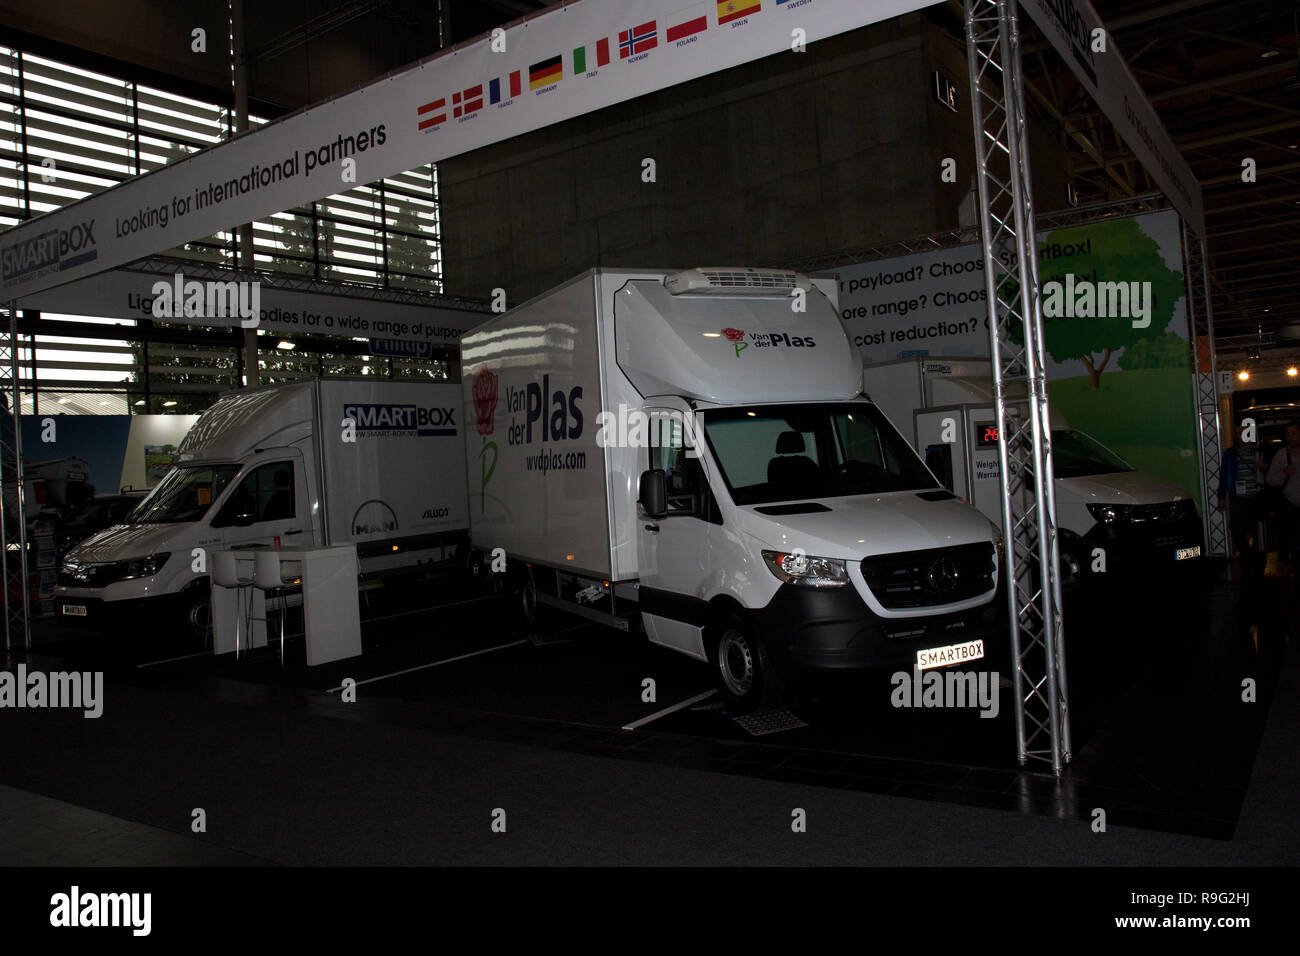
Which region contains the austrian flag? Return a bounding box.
[619,21,658,58]
[417,97,447,130]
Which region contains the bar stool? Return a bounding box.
[212,550,255,657]
[254,550,297,664]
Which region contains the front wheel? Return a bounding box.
[178,583,213,648]
[713,616,784,712]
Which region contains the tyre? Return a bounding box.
[712,615,784,712]
[1057,541,1090,594]
[178,582,213,648]
[507,562,540,629]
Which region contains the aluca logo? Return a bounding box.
[1,220,98,287]
[721,327,816,358]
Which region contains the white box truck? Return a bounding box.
[462,268,1005,710]
[55,378,468,638]
[862,356,1203,589]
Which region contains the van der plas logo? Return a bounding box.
[473,369,499,513]
[0,220,98,288]
[722,328,816,358]
[343,403,456,436]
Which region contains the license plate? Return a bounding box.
[917,639,985,671]
[1175,546,1201,560]
[61,604,87,617]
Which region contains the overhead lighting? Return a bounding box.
[162,400,178,407]
[1261,49,1280,58]
[276,340,295,350]
[134,400,146,406]
[701,332,721,338]
[1238,370,1251,382]
[1288,368,1298,377]
[97,401,110,406]
[57,397,69,404]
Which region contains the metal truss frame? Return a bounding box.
[0,310,30,650]
[965,0,1069,773]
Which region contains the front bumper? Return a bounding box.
[750,578,1005,675]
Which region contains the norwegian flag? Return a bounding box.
[619,21,658,58]
[452,84,484,118]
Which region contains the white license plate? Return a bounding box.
[1175,546,1201,560]
[917,639,985,671]
[61,604,87,617]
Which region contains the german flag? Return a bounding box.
[717,0,760,25]
[529,55,562,91]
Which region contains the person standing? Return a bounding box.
[1218,423,1264,581]
[1265,421,1300,575]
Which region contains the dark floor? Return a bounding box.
[1,558,1295,865]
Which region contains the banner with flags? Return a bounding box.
[0,0,942,300]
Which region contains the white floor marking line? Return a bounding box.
[325,639,530,693]
[136,650,211,668]
[622,689,718,730]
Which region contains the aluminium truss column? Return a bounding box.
[1182,225,1228,560]
[964,0,1070,773]
[0,307,30,650]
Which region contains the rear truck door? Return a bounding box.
[208,452,310,551]
[637,404,712,662]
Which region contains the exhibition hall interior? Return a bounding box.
[0,0,1296,886]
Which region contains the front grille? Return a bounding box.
[699,269,797,292]
[861,542,996,609]
[58,563,119,587]
[1125,500,1196,524]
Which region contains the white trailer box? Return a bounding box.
[55,378,467,638]
[464,269,1004,709]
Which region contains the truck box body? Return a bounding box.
[464,269,1004,704]
[56,378,467,633]
[462,269,857,581]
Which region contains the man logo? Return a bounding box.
[352,499,398,536]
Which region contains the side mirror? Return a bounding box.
[639,469,668,520]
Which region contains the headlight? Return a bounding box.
[1087,503,1124,524]
[761,550,849,588]
[113,552,171,582]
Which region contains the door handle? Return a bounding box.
[283,528,304,536]
[643,523,660,533]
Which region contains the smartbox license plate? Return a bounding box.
[1175,545,1201,560]
[61,604,87,617]
[917,639,984,670]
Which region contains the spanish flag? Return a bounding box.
[717,0,759,25]
[529,55,563,91]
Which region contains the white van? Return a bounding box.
[462,268,1004,709]
[863,356,1203,589]
[55,378,468,638]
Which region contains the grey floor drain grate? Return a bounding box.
[732,707,808,736]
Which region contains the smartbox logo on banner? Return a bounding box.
[0,220,98,289]
[343,403,457,436]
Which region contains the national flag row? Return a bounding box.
[417,1,778,130]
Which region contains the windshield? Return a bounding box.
[702,402,937,506]
[1051,429,1133,478]
[127,464,242,524]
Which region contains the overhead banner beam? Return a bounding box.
[0,0,935,301]
[1019,0,1205,237]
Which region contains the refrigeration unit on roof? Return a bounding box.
[664,267,810,296]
